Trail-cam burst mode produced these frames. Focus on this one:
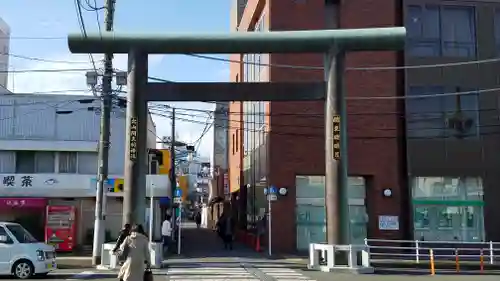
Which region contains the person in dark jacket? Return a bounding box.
[195,211,202,228]
[113,224,131,253]
[216,213,234,250]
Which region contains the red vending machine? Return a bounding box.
[45,206,76,252]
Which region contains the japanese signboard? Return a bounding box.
[0,198,46,208]
[2,175,33,187]
[129,117,138,161]
[333,115,341,160]
[223,173,229,196]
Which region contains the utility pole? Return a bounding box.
[170,109,176,218]
[92,0,116,266]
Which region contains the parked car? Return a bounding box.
[0,222,56,279]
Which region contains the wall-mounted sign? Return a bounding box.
[378,215,399,230]
[129,117,138,161]
[223,173,229,196]
[333,115,341,160]
[2,175,33,187]
[0,198,46,208]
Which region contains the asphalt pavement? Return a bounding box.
[16,223,500,280]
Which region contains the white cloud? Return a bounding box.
[8,53,215,157]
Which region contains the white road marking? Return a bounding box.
[167,266,259,280]
[257,267,315,281]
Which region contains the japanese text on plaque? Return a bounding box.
[333,115,341,160]
[129,117,138,161]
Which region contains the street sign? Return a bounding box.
[173,197,182,204]
[269,186,277,194]
[267,194,277,201]
[174,189,182,197]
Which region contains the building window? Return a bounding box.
[412,177,484,242]
[406,5,476,58]
[232,133,236,155]
[236,129,239,152]
[15,151,55,173]
[406,86,479,138]
[494,9,500,53]
[59,152,77,173]
[76,152,98,174]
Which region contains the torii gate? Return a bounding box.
[67,26,405,247]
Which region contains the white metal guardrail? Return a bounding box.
[365,238,499,264]
[309,239,500,274]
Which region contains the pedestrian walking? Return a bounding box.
[195,211,202,229]
[161,215,172,255]
[113,224,131,264]
[216,213,235,250]
[117,224,151,281]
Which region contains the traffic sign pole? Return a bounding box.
[267,186,277,256]
[177,206,182,255]
[268,194,272,256]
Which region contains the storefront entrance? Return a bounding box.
[0,198,47,241]
[295,176,368,251]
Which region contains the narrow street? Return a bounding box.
[163,222,316,280]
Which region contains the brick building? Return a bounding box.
[228,0,498,253]
[228,0,406,253]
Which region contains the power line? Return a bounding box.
[5,68,94,73]
[146,84,500,101]
[151,111,500,141]
[149,107,498,134]
[149,100,500,117]
[187,53,500,71]
[6,53,90,64]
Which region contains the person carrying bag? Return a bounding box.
[113,224,131,264]
[143,265,153,281]
[117,224,151,281]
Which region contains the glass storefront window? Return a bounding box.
[295,175,367,250]
[412,177,485,242]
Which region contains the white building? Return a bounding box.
[0,17,10,90]
[0,93,170,248]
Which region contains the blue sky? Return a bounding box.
[1,0,232,157]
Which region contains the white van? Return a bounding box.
[0,222,56,279]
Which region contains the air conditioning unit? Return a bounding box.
[445,116,474,137]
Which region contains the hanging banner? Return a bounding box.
[129,117,138,161]
[333,115,341,160]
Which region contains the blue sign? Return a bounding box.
[159,197,170,205]
[174,189,182,197]
[269,186,277,194]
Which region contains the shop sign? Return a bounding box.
[0,198,46,208]
[129,117,138,161]
[223,173,229,196]
[333,115,341,160]
[2,175,33,187]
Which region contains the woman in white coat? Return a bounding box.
[118,224,151,281]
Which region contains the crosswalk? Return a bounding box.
[256,267,315,281]
[166,266,258,280]
[165,265,315,281]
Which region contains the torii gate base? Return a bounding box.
[67,26,405,265]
